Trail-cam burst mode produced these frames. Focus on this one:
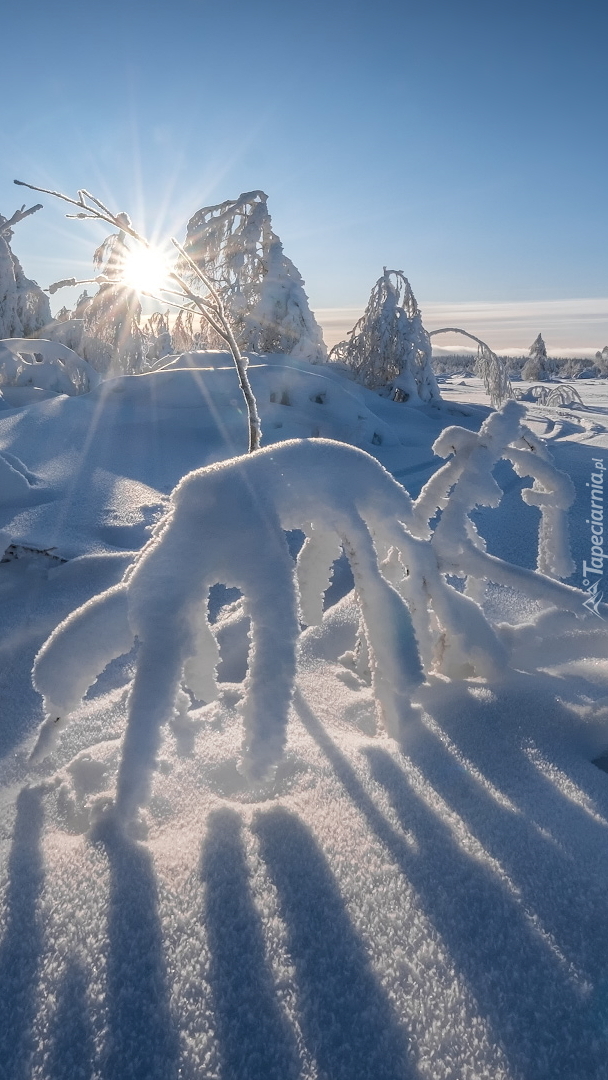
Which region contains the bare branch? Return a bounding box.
[0,203,43,236]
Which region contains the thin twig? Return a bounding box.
[14,178,262,450]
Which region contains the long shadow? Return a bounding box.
[393,712,608,981]
[0,786,45,1080]
[421,676,608,869]
[94,820,179,1080]
[200,807,300,1080]
[46,956,96,1080]
[253,805,418,1080]
[293,691,601,1080]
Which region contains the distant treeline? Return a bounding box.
[431,353,604,380]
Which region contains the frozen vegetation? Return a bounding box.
[1,186,608,1080]
[330,269,441,404]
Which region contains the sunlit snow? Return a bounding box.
[1,356,607,1080]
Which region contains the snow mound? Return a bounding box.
[0,338,100,396]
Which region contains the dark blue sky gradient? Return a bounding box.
[2,0,606,327]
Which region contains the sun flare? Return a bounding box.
[122,244,171,295]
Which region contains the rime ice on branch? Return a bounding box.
[181,191,327,362]
[329,269,441,404]
[30,406,590,825]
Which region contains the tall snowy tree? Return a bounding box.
[522,332,551,381]
[180,191,327,362]
[0,210,51,338]
[329,269,441,404]
[594,345,608,374]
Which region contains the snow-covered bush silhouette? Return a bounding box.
[30,403,590,826]
[329,269,441,403]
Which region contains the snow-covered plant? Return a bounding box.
[522,333,551,381]
[514,383,585,408]
[0,338,100,395]
[329,269,441,404]
[14,180,262,451]
[428,327,513,408]
[74,215,145,375]
[181,191,327,362]
[30,409,588,827]
[142,311,173,365]
[0,205,51,338]
[594,345,608,374]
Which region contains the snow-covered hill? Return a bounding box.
[1,356,607,1080]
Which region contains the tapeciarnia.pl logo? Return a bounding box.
[582,457,606,618]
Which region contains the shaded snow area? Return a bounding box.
[1,355,608,1080]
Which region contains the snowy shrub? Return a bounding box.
[329,269,441,404]
[594,346,608,375]
[181,191,327,363]
[31,405,588,826]
[0,338,100,395]
[0,212,51,338]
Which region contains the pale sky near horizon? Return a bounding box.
[2,0,606,354]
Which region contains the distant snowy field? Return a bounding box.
[1,357,608,1080]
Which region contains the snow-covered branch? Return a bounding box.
[428,327,513,408]
[30,408,592,827]
[0,203,43,236]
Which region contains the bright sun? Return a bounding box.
[122,245,171,295]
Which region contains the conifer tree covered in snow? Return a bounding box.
[0,208,51,338]
[522,332,551,381]
[181,191,327,362]
[594,345,608,374]
[329,269,441,404]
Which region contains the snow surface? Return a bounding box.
[1,358,608,1079]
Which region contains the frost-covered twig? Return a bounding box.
[14,179,262,451]
[0,203,43,236]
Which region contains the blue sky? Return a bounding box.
[2,0,607,352]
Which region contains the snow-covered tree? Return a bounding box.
[0,209,51,338]
[594,345,608,374]
[181,191,327,362]
[77,216,145,375]
[522,333,551,381]
[30,404,591,827]
[329,269,441,404]
[143,311,173,363]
